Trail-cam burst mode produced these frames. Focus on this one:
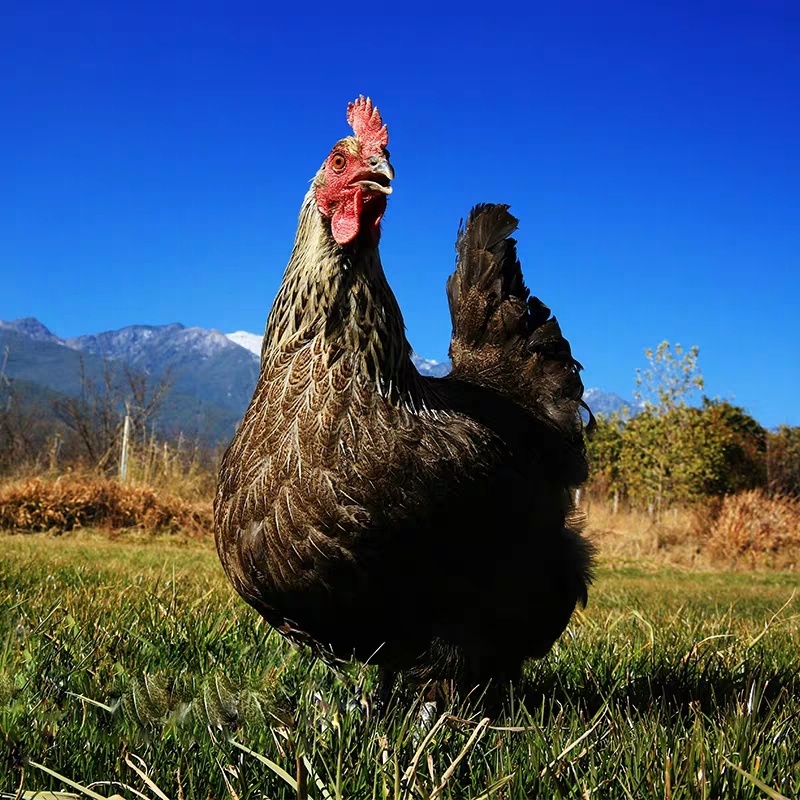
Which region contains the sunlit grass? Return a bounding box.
[1,531,798,798]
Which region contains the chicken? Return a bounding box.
[214,97,594,695]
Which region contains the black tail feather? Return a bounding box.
[445,203,593,438]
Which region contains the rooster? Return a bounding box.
[214,97,594,699]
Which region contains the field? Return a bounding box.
[1,531,799,799]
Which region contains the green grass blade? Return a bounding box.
[229,738,298,791]
[722,757,792,800]
[25,762,109,800]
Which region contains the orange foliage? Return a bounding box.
[0,475,212,536]
[705,490,800,568]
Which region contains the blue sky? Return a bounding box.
[3,2,799,427]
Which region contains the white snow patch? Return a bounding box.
[413,356,441,370]
[226,331,263,357]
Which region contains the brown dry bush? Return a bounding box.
[705,489,800,569]
[0,475,212,536]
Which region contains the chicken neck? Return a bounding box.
[262,192,420,404]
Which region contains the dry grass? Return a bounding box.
[585,490,800,570]
[584,498,704,566]
[1,471,797,571]
[0,431,221,504]
[116,434,221,502]
[706,489,800,569]
[0,474,212,536]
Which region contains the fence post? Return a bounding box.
[49,433,62,472]
[119,413,131,483]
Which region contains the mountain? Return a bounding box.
[222,330,453,378]
[0,319,258,443]
[0,321,109,397]
[1,317,628,443]
[225,331,263,357]
[583,388,631,418]
[64,323,260,426]
[410,354,451,378]
[67,323,238,367]
[0,317,63,346]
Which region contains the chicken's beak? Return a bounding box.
[353,156,394,195]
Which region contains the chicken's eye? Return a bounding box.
[331,153,347,172]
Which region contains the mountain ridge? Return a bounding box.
[1,317,630,442]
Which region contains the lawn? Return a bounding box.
[1,531,798,799]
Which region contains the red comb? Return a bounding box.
[346,95,388,153]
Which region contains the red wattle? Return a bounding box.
[331,189,362,245]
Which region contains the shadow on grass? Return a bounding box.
[513,653,800,723]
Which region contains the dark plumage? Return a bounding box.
[214,97,594,695]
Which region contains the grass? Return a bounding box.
[1,531,799,799]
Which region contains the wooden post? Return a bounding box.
[119,413,131,483]
[49,433,62,472]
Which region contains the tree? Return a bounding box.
[767,425,800,497]
[52,358,172,471]
[613,343,767,512]
[587,340,772,511]
[586,414,624,496]
[700,399,767,494]
[633,341,704,413]
[621,342,705,514]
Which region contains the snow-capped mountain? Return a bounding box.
[224,330,452,378]
[1,318,259,442]
[410,354,450,378]
[0,317,64,346]
[225,331,263,357]
[583,387,631,418]
[66,323,246,369]
[1,317,630,441]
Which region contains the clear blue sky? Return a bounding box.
[3,2,798,428]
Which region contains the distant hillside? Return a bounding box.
[65,322,260,427]
[1,376,67,415]
[583,388,631,418]
[1,317,629,443]
[222,328,452,378]
[1,322,110,396]
[1,318,255,443]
